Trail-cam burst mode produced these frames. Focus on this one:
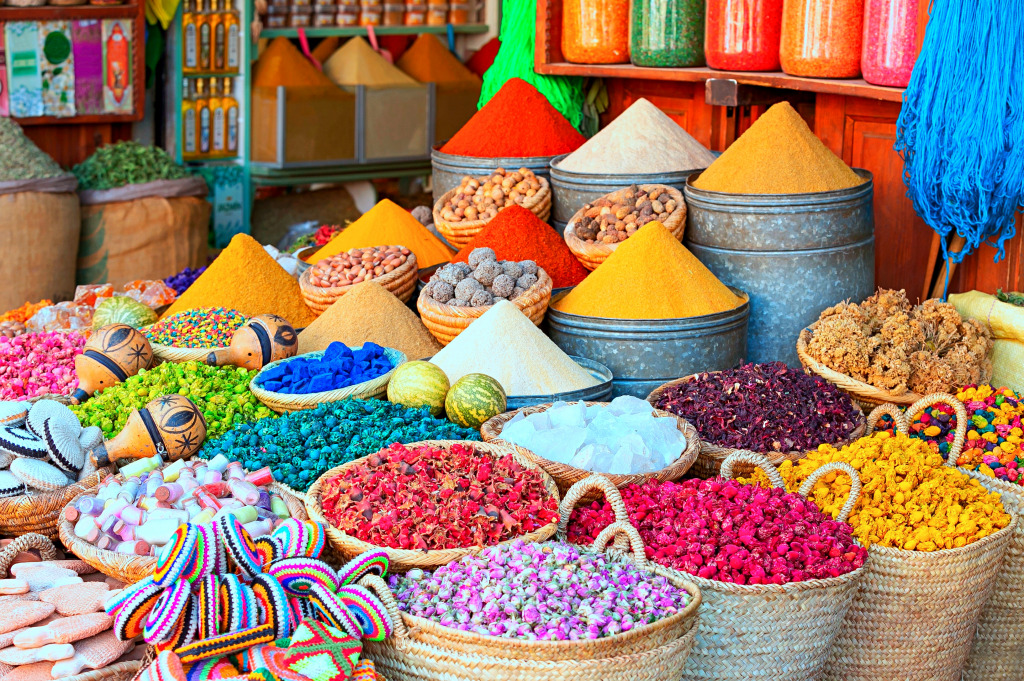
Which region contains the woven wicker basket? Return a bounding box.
[299,251,418,314]
[0,468,110,539]
[150,342,225,364]
[60,481,308,584]
[305,440,561,573]
[479,401,700,497]
[819,393,1016,680]
[563,185,686,271]
[432,177,552,249]
[249,346,406,414]
[360,475,701,681]
[646,372,867,479]
[417,268,553,346]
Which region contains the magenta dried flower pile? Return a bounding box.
[653,362,860,453]
[568,478,866,585]
[389,538,692,640]
[0,331,85,400]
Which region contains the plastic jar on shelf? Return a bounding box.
[448,2,474,23]
[861,0,917,86]
[265,5,288,26]
[359,6,382,23]
[780,0,864,77]
[382,3,404,23]
[336,7,359,24]
[562,0,630,64]
[629,0,704,67]
[426,4,447,23]
[289,5,313,26]
[313,7,335,25]
[705,0,783,71]
[404,4,426,22]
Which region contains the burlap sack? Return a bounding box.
[950,290,1024,393]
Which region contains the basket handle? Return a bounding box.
[905,393,968,467]
[0,533,58,578]
[590,521,647,564]
[556,474,629,543]
[866,403,909,435]
[797,462,862,522]
[719,451,787,489]
[357,574,410,640]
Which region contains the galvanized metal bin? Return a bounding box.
[431,146,556,204]
[505,355,613,410]
[544,289,749,398]
[548,154,701,231]
[684,169,875,368]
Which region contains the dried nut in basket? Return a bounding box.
[574,185,676,244]
[309,247,410,288]
[439,168,542,223]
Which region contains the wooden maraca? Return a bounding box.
[89,393,207,467]
[71,324,154,404]
[205,313,298,370]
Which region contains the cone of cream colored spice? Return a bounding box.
[253,37,336,88]
[553,221,742,319]
[693,102,864,194]
[323,37,418,87]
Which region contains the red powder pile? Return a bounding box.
[440,78,585,158]
[466,37,500,78]
[452,206,588,288]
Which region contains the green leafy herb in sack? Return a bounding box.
[72,141,191,190]
[0,118,64,181]
[996,289,1024,307]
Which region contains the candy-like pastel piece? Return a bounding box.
[0,643,74,665]
[145,580,191,645]
[0,602,55,634]
[335,551,388,587]
[281,619,362,681]
[112,578,161,641]
[306,584,362,641]
[50,631,135,677]
[39,582,110,616]
[154,525,199,588]
[0,580,28,595]
[12,612,112,648]
[10,459,72,493]
[266,558,338,597]
[217,516,261,579]
[335,585,391,642]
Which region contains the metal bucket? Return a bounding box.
[431,145,556,204]
[505,355,613,410]
[544,289,750,398]
[684,169,875,368]
[548,154,702,231]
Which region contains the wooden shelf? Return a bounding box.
[0,3,137,20]
[536,61,906,103]
[259,23,488,38]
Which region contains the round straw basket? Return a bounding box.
[150,342,226,364]
[360,475,701,681]
[249,346,406,414]
[819,393,1017,680]
[417,268,553,346]
[563,185,686,271]
[60,481,308,584]
[646,372,867,479]
[305,440,561,573]
[0,467,110,539]
[480,401,700,497]
[432,178,552,249]
[299,251,418,313]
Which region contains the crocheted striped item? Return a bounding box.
[138,651,187,681]
[244,643,308,681]
[336,552,388,587]
[251,574,290,640]
[155,525,199,587]
[254,537,282,569]
[175,621,277,665]
[336,585,391,642]
[183,525,216,584]
[303,523,325,559]
[282,619,361,681]
[105,576,155,617]
[113,578,162,641]
[350,660,376,681]
[145,579,192,645]
[218,515,262,579]
[198,576,221,640]
[306,584,362,641]
[271,520,306,558]
[155,595,198,653]
[266,558,338,597]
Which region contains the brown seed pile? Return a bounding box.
[438,168,543,223]
[423,248,538,308]
[573,185,677,244]
[309,246,411,288]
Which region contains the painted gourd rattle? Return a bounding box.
[90,394,207,467]
[206,314,298,371]
[71,324,154,404]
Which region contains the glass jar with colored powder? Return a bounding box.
[861,0,918,87]
[780,0,864,78]
[705,0,782,71]
[630,0,706,67]
[561,0,629,64]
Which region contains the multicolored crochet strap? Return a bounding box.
[336,551,389,587]
[281,619,363,681]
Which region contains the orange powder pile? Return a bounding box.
[309,199,454,268]
[397,34,481,85]
[311,37,341,64]
[253,37,335,88]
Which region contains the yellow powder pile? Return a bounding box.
[323,37,418,88]
[693,102,865,194]
[253,37,336,88]
[553,222,743,320]
[297,282,441,359]
[162,234,317,327]
[396,34,481,85]
[309,199,454,268]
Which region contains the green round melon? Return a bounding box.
[387,361,450,416]
[445,373,506,429]
[92,296,158,330]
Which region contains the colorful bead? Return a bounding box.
[145,308,247,349]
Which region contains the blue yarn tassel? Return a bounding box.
[895,0,1024,291]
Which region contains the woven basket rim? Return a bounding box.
[563,185,686,256]
[677,552,868,595]
[431,176,551,233]
[0,468,109,535]
[299,251,418,300]
[150,341,228,356]
[416,268,552,319]
[305,440,561,566]
[863,512,1018,559]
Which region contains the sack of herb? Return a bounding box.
[73,141,209,288]
[951,290,1024,395]
[0,118,80,312]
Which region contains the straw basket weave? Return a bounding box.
[646,372,867,479]
[432,177,552,249]
[563,185,686,271]
[305,440,560,573]
[150,342,225,364]
[299,251,418,314]
[819,393,1016,680]
[359,474,701,681]
[479,401,700,497]
[417,268,553,346]
[249,346,406,414]
[0,468,110,538]
[60,481,308,584]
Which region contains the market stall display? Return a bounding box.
[144,307,247,363]
[300,247,418,311]
[433,169,551,248]
[629,0,706,66]
[70,325,154,405]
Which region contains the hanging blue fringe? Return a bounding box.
[895,0,1024,272]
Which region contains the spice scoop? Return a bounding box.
[71,325,154,405]
[90,394,207,467]
[206,314,297,371]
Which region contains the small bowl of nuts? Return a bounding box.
[432,168,551,248]
[299,245,419,312]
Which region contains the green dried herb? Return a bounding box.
[996,289,1024,307]
[72,141,190,191]
[0,118,65,182]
